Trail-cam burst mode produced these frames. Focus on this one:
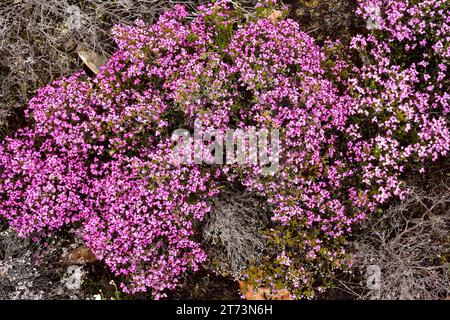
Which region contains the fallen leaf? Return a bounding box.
[238,280,292,300]
[77,50,108,74]
[62,245,97,265]
[268,10,283,24]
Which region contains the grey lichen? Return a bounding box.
[202,186,272,278]
[0,224,85,299]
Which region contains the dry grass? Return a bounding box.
[346,183,450,300]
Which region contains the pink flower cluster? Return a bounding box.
[0,70,216,298]
[348,0,450,204]
[0,0,448,298]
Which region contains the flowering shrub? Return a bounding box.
[348,0,450,204]
[0,75,94,236]
[0,0,449,298]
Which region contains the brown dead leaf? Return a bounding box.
[304,0,320,8]
[268,10,283,24]
[77,50,107,74]
[238,280,292,300]
[62,245,97,265]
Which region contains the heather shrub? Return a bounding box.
[346,0,450,205]
[224,0,448,297]
[0,0,199,127]
[0,0,449,299]
[83,151,215,296]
